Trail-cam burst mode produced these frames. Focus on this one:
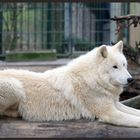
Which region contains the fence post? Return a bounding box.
[64,3,73,55]
[0,3,2,56]
[69,3,73,55]
[47,3,52,50]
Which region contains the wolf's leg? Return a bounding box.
[0,77,25,117]
[82,95,140,127]
[116,102,140,117]
[100,105,140,127]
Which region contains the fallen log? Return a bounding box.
[0,117,140,138]
[122,95,140,109]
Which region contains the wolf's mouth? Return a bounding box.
[122,84,129,87]
[122,79,134,87]
[110,79,128,87]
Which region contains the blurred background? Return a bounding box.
[0,2,139,61]
[0,2,139,110]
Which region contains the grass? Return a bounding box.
[6,50,57,61]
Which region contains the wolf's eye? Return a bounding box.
[113,65,118,69]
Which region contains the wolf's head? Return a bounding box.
[96,40,133,88]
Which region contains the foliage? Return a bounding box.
[56,37,95,54]
[2,3,25,50]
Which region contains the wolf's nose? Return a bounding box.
[127,78,134,83]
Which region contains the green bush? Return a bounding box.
[56,37,95,54]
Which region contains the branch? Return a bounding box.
[121,95,140,109]
[110,14,140,34]
[110,14,140,21]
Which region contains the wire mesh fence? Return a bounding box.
[0,2,130,58]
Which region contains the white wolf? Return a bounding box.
[0,41,140,127]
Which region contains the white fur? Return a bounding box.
[0,41,140,127]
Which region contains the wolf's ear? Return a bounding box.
[114,40,123,52]
[99,45,107,58]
